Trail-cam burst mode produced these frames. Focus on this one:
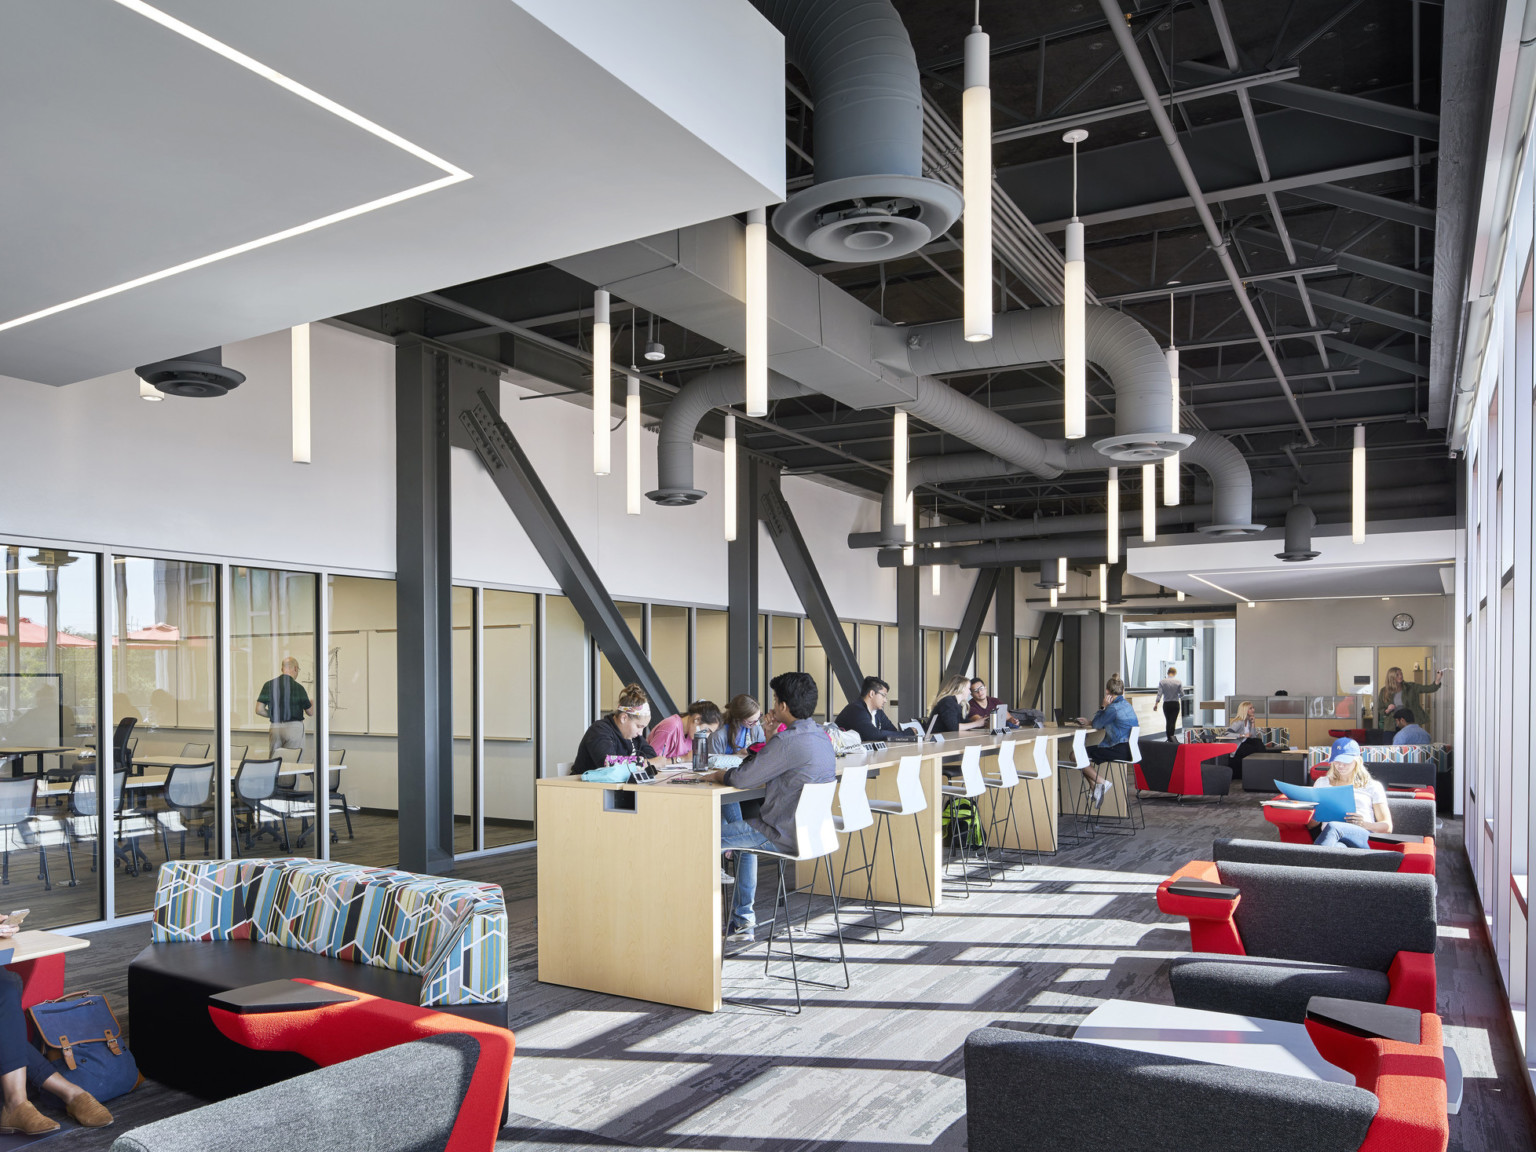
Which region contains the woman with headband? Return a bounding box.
[569,683,658,776]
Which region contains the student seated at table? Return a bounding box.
[705,695,766,926]
[1308,738,1392,849]
[700,672,836,943]
[1075,676,1135,808]
[569,683,657,776]
[929,675,986,735]
[1391,706,1431,746]
[648,700,721,763]
[965,678,1020,729]
[834,677,911,743]
[0,933,112,1134]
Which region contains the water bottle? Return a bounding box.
[693,737,708,772]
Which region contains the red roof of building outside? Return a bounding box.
[0,616,95,647]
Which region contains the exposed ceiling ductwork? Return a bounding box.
[748,0,962,262]
[887,306,1189,462]
[852,485,1448,549]
[133,347,244,398]
[650,367,815,505]
[1276,503,1322,561]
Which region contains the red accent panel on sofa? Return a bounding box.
[210,979,515,1152]
[1136,743,1239,796]
[1155,861,1245,955]
[1385,951,1438,1016]
[1306,1011,1448,1152]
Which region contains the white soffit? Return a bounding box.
[0,0,783,385]
[1128,523,1459,603]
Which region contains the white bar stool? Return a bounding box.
[980,739,1022,872]
[726,780,847,1015]
[1011,735,1056,863]
[866,754,932,931]
[940,744,989,896]
[1057,729,1092,845]
[800,762,879,938]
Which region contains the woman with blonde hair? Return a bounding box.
[709,694,765,757]
[1308,738,1392,848]
[569,683,656,776]
[1223,698,1265,778]
[928,673,986,735]
[1377,666,1443,732]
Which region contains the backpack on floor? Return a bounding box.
[28,992,139,1102]
[943,798,985,847]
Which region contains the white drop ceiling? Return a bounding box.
[0,0,783,385]
[1128,520,1459,603]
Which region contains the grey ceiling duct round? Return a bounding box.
[648,367,814,505]
[876,535,1107,568]
[749,0,961,261]
[134,347,244,398]
[1276,503,1322,561]
[898,306,1192,461]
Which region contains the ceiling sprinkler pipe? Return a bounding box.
[749,0,962,260]
[876,535,1109,568]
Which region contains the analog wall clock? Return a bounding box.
[1392,612,1414,632]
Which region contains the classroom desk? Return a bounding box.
[0,747,73,779]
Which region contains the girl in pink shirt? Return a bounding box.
[648,700,722,761]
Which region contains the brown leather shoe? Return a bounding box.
[66,1092,113,1129]
[0,1100,60,1135]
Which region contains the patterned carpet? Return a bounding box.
[37,787,1536,1151]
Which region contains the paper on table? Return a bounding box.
[1274,780,1354,824]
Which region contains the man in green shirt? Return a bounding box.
[257,657,313,756]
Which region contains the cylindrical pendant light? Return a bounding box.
[891,410,908,525]
[138,377,163,402]
[291,323,311,464]
[1352,424,1366,543]
[1058,556,1067,587]
[1062,129,1088,439]
[745,207,768,416]
[592,290,611,475]
[1106,466,1119,565]
[1049,586,1058,608]
[1142,463,1156,542]
[1163,345,1180,506]
[962,19,992,342]
[1177,589,1185,602]
[723,413,737,542]
[903,492,915,566]
[932,559,942,596]
[625,375,641,516]
[1098,563,1107,613]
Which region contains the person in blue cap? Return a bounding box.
[1308,738,1393,849]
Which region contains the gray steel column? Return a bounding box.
[896,564,921,722]
[943,569,999,683]
[728,461,763,701]
[396,341,455,876]
[758,474,862,704]
[1060,615,1082,718]
[995,566,1017,704]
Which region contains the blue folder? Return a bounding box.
[1274,780,1355,824]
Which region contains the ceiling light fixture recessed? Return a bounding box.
[0,0,471,337]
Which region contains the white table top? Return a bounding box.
[3,929,90,964]
[1074,999,1353,1086]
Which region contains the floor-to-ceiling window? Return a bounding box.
[482,589,536,848]
[0,547,99,929]
[695,608,728,705]
[326,575,397,868]
[650,604,690,710]
[113,557,217,916]
[230,566,318,862]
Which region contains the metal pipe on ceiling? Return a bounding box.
[1095,0,1317,446]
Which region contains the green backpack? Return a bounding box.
[943,798,985,847]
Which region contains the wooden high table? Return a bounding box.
[536,728,1081,1012]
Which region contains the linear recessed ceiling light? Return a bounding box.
[1188,573,1250,601]
[0,0,471,336]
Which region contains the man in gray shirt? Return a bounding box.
[701,671,835,942]
[1156,666,1183,741]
